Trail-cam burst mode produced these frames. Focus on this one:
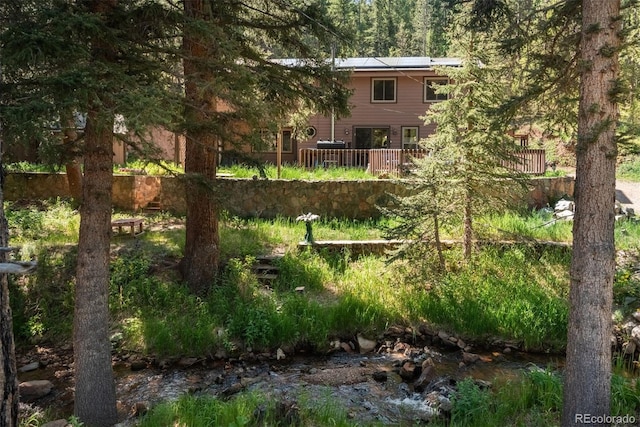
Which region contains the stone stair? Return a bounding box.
[144,197,163,213]
[252,255,282,284]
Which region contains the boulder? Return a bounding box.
[414,359,437,392]
[19,380,53,401]
[357,334,377,354]
[41,420,69,427]
[18,361,40,373]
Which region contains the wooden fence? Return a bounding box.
[299,148,546,177]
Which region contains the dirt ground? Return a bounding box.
[559,167,640,213]
[616,180,640,213]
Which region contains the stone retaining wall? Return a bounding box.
[6,173,574,220]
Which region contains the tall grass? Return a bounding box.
[403,246,570,350]
[618,156,640,181]
[219,164,375,180]
[138,391,361,427]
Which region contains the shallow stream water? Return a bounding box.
[18,345,565,425]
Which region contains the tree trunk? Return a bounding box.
[181,0,220,295]
[62,116,83,204]
[73,109,118,427]
[462,185,472,261]
[561,1,620,425]
[0,61,18,427]
[72,2,118,425]
[0,158,18,427]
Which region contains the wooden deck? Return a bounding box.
[299,148,546,177]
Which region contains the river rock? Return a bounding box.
[178,357,199,367]
[18,361,40,373]
[462,352,480,364]
[624,340,637,355]
[438,395,453,412]
[340,342,353,353]
[133,401,150,416]
[19,380,53,401]
[130,360,147,371]
[357,334,377,353]
[631,325,640,344]
[399,361,416,380]
[414,361,437,392]
[41,420,69,427]
[372,370,388,382]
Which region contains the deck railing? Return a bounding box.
[299,148,546,176]
[501,148,546,175]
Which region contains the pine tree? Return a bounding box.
[179,0,351,294]
[385,8,527,264]
[464,0,624,423]
[1,1,181,424]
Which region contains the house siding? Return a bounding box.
[301,69,444,151]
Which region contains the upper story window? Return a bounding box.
[424,78,449,102]
[371,78,396,103]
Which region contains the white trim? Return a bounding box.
[371,77,397,103]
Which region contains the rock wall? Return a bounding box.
[6,173,574,219]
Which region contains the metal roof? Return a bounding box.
[272,57,462,70]
[335,57,461,70]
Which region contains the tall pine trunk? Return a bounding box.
[0,155,18,427]
[181,0,220,295]
[561,0,620,425]
[73,1,118,425]
[73,109,118,427]
[63,115,83,205]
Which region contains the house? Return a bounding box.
[253,56,462,166]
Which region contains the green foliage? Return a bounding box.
[11,246,77,342]
[5,199,79,248]
[415,246,570,350]
[139,391,357,427]
[0,0,182,163]
[611,373,640,416]
[5,162,64,173]
[617,155,640,181]
[114,160,183,176]
[219,164,374,180]
[8,201,582,353]
[450,378,493,426]
[386,13,530,263]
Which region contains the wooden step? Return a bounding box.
[255,273,278,281]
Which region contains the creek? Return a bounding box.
[18,341,565,425]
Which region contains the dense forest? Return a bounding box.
[311,0,640,153]
[279,0,456,58]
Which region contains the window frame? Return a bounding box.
[401,126,420,149]
[424,77,449,102]
[371,78,397,103]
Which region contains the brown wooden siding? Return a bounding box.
[302,70,443,151]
